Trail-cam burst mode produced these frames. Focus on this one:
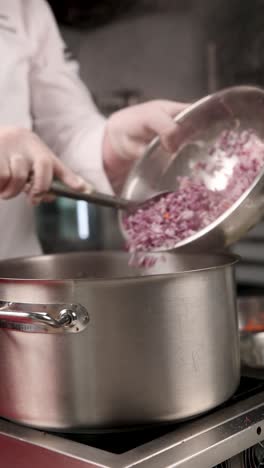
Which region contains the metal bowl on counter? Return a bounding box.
[239,296,264,369]
[0,251,239,432]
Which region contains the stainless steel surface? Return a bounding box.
[0,251,239,431]
[1,380,264,467]
[50,180,132,210]
[0,301,89,334]
[239,296,264,368]
[120,85,264,252]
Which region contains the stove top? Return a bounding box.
[58,375,264,455]
[1,369,264,467]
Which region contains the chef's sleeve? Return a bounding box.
[26,0,112,193]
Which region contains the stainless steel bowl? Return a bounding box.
[119,86,264,252]
[239,296,264,369]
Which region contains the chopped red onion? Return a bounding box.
[124,129,264,259]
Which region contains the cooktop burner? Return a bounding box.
[2,369,264,467]
[57,374,264,454]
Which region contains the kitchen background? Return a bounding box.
[37,0,264,290]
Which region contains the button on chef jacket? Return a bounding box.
[0,0,112,260]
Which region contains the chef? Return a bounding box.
[0,0,186,260]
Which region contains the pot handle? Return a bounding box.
[0,301,89,334]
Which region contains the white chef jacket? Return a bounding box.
[0,0,112,259]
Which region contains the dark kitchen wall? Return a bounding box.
[48,0,264,102]
[60,2,207,104]
[206,0,264,89]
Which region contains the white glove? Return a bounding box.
[103,100,187,192]
[0,127,86,204]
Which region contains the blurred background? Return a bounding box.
[36,0,264,291]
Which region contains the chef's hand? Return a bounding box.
[103,100,187,193]
[0,127,86,204]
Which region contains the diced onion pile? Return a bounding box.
[123,129,264,262]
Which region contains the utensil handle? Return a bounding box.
[0,301,89,334]
[50,180,130,210]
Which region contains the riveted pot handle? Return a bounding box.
[0,301,89,334]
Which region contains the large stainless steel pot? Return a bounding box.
[0,251,239,432]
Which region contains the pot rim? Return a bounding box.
[0,251,239,283]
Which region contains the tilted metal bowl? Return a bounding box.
[119,86,264,252]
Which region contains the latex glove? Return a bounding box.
[0,127,86,204]
[103,100,188,193]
